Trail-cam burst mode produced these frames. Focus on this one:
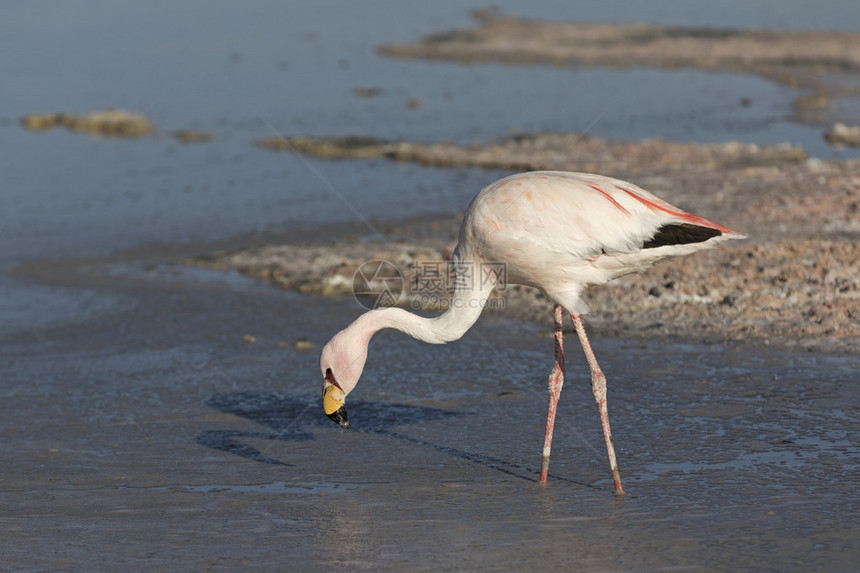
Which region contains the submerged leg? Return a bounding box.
[540,305,566,483]
[570,314,625,494]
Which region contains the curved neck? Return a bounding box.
[348,274,496,346]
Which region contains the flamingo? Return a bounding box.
[320,171,745,492]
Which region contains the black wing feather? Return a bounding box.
[643,223,721,249]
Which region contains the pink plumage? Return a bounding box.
[458,171,744,314]
[320,171,745,492]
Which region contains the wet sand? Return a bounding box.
[5,109,859,573]
[203,135,860,353]
[4,6,859,570]
[381,10,860,126]
[3,255,858,570]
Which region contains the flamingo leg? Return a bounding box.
[539,304,566,483]
[570,313,625,494]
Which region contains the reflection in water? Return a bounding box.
[198,391,587,483]
[199,391,615,485]
[189,340,859,570]
[198,391,461,464]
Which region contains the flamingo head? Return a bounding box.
[319,327,368,429]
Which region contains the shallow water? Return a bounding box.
[2,2,860,570]
[4,1,860,266]
[2,260,857,570]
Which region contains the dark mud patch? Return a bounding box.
[172,129,216,143]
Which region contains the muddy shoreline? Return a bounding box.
[381,11,860,127]
[194,131,859,353]
[193,14,860,354]
[5,5,859,571]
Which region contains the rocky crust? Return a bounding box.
[256,133,808,177]
[192,133,859,353]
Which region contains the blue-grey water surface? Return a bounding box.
[1,1,859,570]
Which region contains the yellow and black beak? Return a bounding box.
[323,384,351,429]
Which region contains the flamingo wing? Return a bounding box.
[459,171,744,309]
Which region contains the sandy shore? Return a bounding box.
[194,15,859,353]
[195,131,859,353]
[381,10,860,126]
